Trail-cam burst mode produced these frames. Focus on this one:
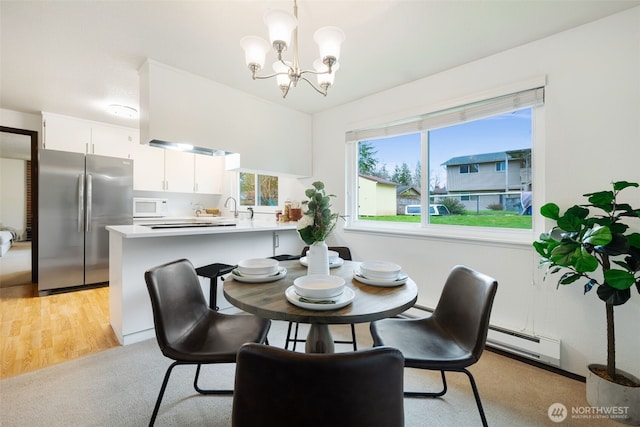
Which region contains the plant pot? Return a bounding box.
[586,364,640,425]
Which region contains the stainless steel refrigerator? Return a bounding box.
[38,150,133,294]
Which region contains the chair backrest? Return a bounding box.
[432,265,498,363]
[232,344,404,427]
[144,259,209,353]
[301,245,353,261]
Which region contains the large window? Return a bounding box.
[348,86,543,233]
[239,172,278,206]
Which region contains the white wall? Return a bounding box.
[0,158,27,237]
[313,7,640,377]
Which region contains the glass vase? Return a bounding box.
[307,241,330,276]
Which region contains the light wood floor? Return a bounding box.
[0,283,120,379]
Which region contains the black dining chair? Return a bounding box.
[286,246,357,351]
[370,265,498,427]
[144,258,271,426]
[232,343,405,427]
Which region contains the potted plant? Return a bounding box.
[533,181,640,424]
[297,181,339,275]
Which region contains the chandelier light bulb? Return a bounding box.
[263,9,297,53]
[240,36,270,71]
[313,59,339,86]
[314,26,345,62]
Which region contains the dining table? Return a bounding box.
[223,259,418,353]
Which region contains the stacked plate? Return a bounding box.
[299,250,344,268]
[354,260,408,287]
[286,275,354,310]
[231,258,287,283]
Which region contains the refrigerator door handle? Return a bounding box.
[86,174,92,232]
[78,174,85,232]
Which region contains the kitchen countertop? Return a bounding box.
[107,219,297,238]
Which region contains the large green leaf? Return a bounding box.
[612,181,639,191]
[585,190,614,210]
[597,283,631,305]
[550,243,579,266]
[559,272,582,285]
[540,203,560,220]
[628,233,640,249]
[571,247,599,273]
[582,225,612,246]
[557,214,583,232]
[604,269,636,290]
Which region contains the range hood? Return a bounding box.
[148,139,234,156]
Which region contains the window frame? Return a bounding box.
[343,81,546,246]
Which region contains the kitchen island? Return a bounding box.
[107,220,300,345]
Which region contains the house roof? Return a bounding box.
[441,149,531,166]
[397,185,421,196]
[359,174,398,186]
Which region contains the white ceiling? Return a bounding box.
[1,0,639,136]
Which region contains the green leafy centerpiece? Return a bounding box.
[297,181,339,275]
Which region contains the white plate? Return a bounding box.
[231,266,287,283]
[285,286,355,311]
[353,269,408,287]
[299,256,344,268]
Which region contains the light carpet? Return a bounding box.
[0,321,618,427]
[0,241,31,288]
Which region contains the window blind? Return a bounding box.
[345,87,544,142]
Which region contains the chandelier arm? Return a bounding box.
[298,68,332,77]
[299,76,328,96]
[251,71,291,80]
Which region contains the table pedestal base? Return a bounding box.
[305,324,335,353]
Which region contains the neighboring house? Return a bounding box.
[358,174,397,216]
[396,185,420,215]
[441,149,531,211]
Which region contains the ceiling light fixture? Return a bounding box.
[240,0,345,98]
[107,104,138,119]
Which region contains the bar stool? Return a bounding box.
[195,262,236,311]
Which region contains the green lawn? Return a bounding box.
[361,211,532,229]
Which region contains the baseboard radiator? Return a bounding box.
[408,305,561,367]
[486,325,561,367]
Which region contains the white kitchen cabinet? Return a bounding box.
[91,125,137,159]
[163,149,194,193]
[43,112,137,158]
[194,155,223,194]
[43,113,91,153]
[133,143,166,191]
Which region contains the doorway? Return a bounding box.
[0,126,38,286]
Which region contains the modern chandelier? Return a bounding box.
[240,0,345,98]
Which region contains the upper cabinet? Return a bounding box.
[42,112,137,159]
[132,143,223,194]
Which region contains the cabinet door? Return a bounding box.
[194,155,223,194]
[91,125,137,159]
[43,114,91,153]
[164,150,194,193]
[133,144,165,191]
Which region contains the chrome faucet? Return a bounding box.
[224,196,238,218]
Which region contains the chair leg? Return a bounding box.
[463,368,489,427]
[149,361,179,427]
[193,363,233,395]
[404,370,448,398]
[285,321,294,350]
[292,322,301,351]
[350,324,357,351]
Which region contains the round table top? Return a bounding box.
[223,260,418,325]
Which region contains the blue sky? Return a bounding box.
[365,108,532,187]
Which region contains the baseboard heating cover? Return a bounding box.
[486,326,561,367]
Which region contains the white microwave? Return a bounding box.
[133,197,169,218]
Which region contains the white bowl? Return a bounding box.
[293,275,346,299]
[328,250,340,262]
[237,258,279,276]
[360,261,402,280]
